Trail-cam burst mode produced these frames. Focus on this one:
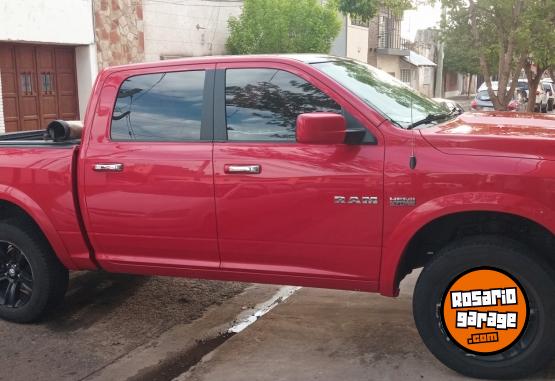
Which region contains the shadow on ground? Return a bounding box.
[0,271,247,381]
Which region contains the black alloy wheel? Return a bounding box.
[0,242,33,308]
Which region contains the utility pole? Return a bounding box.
[434,6,446,97]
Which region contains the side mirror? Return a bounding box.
[296,113,346,144]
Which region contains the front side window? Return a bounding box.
[111,70,205,141]
[225,68,341,141]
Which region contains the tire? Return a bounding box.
[413,236,555,379]
[541,102,548,113]
[0,219,68,323]
[548,99,554,112]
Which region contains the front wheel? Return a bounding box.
[0,220,68,323]
[413,236,555,379]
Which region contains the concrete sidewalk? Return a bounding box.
[180,272,555,381]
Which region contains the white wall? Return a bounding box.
[0,0,94,45]
[378,55,401,78]
[75,44,98,120]
[143,0,243,61]
[345,24,368,63]
[330,16,347,57]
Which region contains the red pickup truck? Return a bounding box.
[1,55,555,379]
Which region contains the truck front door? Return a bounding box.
[212,62,384,283]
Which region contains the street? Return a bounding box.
[0,272,250,381]
[3,271,555,381]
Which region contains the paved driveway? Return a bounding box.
[179,272,555,381]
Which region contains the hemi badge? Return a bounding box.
[389,197,416,206]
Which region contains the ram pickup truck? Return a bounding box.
[1,55,555,379]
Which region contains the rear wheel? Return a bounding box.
[0,220,68,323]
[413,236,555,379]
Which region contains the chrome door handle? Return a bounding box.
[93,163,124,172]
[224,164,261,174]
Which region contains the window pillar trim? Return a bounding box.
[213,69,227,141]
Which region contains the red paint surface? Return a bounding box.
[2,55,555,296]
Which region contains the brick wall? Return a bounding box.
[93,0,145,69]
[0,69,4,134]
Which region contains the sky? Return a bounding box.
[401,3,442,41]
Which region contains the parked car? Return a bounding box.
[2,55,555,380]
[432,98,465,115]
[478,80,529,108]
[471,89,520,111]
[534,83,550,113]
[541,79,554,111]
[515,79,529,100]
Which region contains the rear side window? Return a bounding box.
[225,68,341,141]
[111,70,205,141]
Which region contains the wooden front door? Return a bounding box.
[0,44,79,133]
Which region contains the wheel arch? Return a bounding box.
[0,189,76,269]
[379,192,555,296]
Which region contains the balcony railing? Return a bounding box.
[377,15,410,56]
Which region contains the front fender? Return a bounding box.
[378,192,555,296]
[0,186,77,269]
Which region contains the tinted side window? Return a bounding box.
[225,69,341,141]
[111,70,205,141]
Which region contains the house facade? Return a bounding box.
[0,0,96,133]
[0,0,241,133]
[333,9,411,79]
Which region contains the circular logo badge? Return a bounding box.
[441,267,529,355]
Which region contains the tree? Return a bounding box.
[440,0,555,111]
[441,13,481,97]
[450,0,527,111]
[226,0,341,55]
[520,0,555,111]
[337,0,414,21]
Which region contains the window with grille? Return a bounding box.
[41,73,55,94]
[378,16,387,48]
[401,69,411,84]
[20,73,32,95]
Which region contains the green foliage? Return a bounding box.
[226,0,341,55]
[440,4,481,75]
[337,0,413,21]
[519,0,555,70]
[441,0,555,110]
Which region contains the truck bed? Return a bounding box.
[0,130,80,146]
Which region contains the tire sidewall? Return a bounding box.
[0,223,50,322]
[414,239,555,379]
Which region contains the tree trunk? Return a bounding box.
[525,61,545,113]
[467,73,473,97]
[468,0,526,111]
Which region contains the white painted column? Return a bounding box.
[75,44,98,121]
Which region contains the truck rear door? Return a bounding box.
[81,63,219,271]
